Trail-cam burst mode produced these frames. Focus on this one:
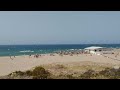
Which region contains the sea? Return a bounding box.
[0,44,120,56]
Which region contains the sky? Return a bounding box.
[0,11,120,45]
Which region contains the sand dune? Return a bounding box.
[0,53,120,76]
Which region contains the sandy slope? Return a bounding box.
[0,53,120,76]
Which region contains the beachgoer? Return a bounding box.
[10,56,13,60]
[29,54,31,58]
[34,54,37,58]
[37,54,39,58]
[39,54,41,57]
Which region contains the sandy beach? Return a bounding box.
[0,50,120,76]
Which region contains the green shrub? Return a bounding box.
[8,66,51,79]
[66,74,75,79]
[55,64,66,69]
[9,71,25,77]
[25,70,33,76]
[79,67,120,79]
[80,69,96,79]
[32,66,50,79]
[33,74,49,79]
[16,71,25,76]
[7,66,120,79]
[98,68,120,79]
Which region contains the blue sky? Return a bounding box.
[0,11,120,45]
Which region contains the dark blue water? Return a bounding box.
[0,44,120,56]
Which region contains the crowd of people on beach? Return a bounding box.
[56,50,90,56]
[9,49,120,61]
[9,50,92,60]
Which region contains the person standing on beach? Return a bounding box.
[29,54,31,58]
[10,56,13,60]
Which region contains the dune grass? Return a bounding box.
[5,62,120,79]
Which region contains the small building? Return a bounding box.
[84,46,104,51]
[84,46,113,55]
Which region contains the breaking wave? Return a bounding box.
[19,50,34,53]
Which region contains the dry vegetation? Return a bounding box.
[0,62,120,79]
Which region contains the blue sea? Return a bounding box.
[0,44,120,56]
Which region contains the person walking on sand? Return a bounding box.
[10,56,13,60]
[29,54,31,58]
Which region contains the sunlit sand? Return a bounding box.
[0,49,120,76]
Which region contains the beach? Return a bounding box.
[0,49,120,77]
[1,12,120,79]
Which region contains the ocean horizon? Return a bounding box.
[0,44,120,56]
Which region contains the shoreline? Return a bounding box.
[0,48,120,76]
[0,47,119,57]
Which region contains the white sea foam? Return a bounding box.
[19,50,34,53]
[69,49,74,50]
